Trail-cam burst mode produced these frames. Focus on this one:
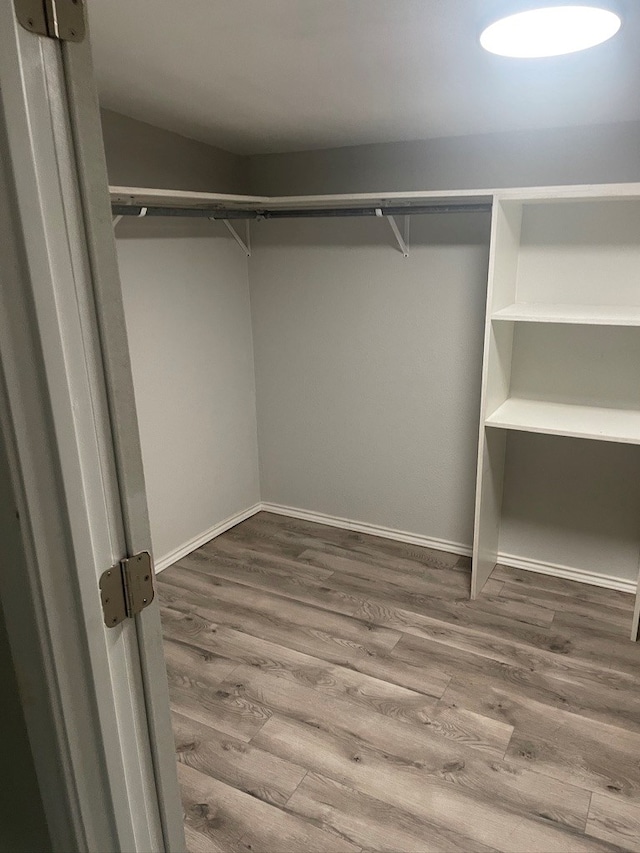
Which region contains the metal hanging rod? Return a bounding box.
[110,202,492,220]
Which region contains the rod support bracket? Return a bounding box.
[220,219,251,256]
[386,214,410,257]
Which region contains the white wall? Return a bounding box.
[116,219,260,566]
[250,213,491,550]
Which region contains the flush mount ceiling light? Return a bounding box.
[480,4,622,58]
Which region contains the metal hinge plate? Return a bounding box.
[15,0,85,42]
[99,552,155,628]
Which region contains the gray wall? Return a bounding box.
[249,215,640,585]
[250,213,491,549]
[247,120,640,195]
[101,108,247,193]
[116,219,260,566]
[102,109,640,198]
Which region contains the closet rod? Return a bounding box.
[110,202,492,220]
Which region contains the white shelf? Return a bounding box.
[108,182,640,213]
[492,303,640,326]
[485,398,640,445]
[109,186,268,209]
[109,185,494,211]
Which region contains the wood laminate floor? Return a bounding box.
[158,512,640,853]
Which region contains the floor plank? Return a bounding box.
[178,553,367,619]
[497,580,634,633]
[161,565,397,649]
[241,512,469,573]
[162,598,452,700]
[178,762,246,852]
[391,631,640,736]
[222,662,515,763]
[163,607,444,718]
[441,676,640,800]
[178,763,360,853]
[184,822,225,853]
[161,511,639,853]
[165,638,269,742]
[491,564,635,611]
[172,711,307,808]
[587,793,640,852]
[253,714,609,853]
[286,770,500,853]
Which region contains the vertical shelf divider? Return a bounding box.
[472,198,522,598]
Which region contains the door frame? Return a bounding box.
[0,4,184,850]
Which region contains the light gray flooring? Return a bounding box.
[158,511,640,853]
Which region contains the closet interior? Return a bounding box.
[112,182,640,641]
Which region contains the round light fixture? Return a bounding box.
[480,4,622,58]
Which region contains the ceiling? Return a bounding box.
[88,0,640,155]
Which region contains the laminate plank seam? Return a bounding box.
[272,765,372,853]
[280,768,310,810]
[586,790,594,835]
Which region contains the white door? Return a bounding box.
[0,3,184,850]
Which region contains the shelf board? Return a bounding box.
[486,398,640,445]
[492,303,640,326]
[108,182,640,212]
[109,185,494,212]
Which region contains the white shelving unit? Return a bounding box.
[472,188,640,640]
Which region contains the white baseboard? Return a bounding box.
[496,551,636,594]
[154,503,262,573]
[260,502,473,557]
[154,499,636,595]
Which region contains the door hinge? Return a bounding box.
[99,552,155,628]
[15,0,86,42]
